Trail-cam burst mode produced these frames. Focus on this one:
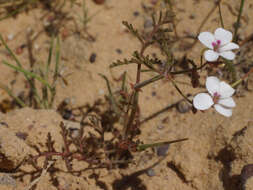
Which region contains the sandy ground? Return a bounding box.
[0,0,253,189]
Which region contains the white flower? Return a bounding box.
[193,76,236,117]
[198,28,239,62]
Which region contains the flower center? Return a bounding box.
[212,40,221,52]
[213,92,220,104]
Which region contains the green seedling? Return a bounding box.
[0,35,61,109]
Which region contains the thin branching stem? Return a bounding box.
[134,62,208,90]
[124,17,166,139]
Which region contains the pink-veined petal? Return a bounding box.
[204,50,219,62]
[198,32,215,49]
[219,42,239,52]
[219,51,235,60]
[214,28,232,46]
[218,81,235,98]
[206,76,220,96]
[214,104,232,117]
[193,93,214,110]
[218,97,236,108]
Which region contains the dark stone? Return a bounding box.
[89,53,97,63]
[157,144,170,156]
[116,48,122,54]
[146,168,156,177]
[133,11,140,17]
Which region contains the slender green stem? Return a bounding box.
[42,37,54,108]
[99,74,120,117]
[2,61,53,90]
[134,75,163,89]
[137,138,188,152]
[0,34,42,107]
[134,62,208,90]
[233,0,245,42]
[53,36,60,84]
[123,91,139,139]
[46,37,55,81]
[0,34,22,68]
[218,1,224,28]
[49,36,60,108]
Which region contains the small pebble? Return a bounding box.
[62,110,73,120]
[89,53,97,63]
[7,34,14,41]
[15,132,28,140]
[34,44,39,50]
[156,144,170,156]
[176,101,191,113]
[99,89,105,95]
[116,48,122,54]
[144,18,153,29]
[151,91,156,97]
[133,11,140,17]
[189,14,195,19]
[69,128,79,138]
[144,18,154,34]
[26,27,32,33]
[15,46,24,55]
[146,168,156,177]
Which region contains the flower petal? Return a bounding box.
[219,42,239,52]
[214,28,232,46]
[198,32,215,49]
[214,104,232,117]
[204,50,219,62]
[206,76,220,96]
[193,93,214,110]
[218,81,235,98]
[218,97,236,108]
[219,51,235,60]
